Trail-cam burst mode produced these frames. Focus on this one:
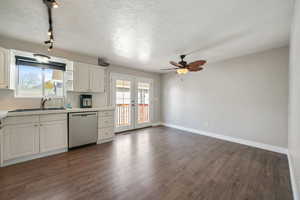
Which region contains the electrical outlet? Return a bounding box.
[204,122,209,128]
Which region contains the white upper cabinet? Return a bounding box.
[73,62,105,93]
[89,66,105,92]
[0,47,9,89]
[76,63,90,92]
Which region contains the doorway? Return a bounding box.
[111,73,153,132]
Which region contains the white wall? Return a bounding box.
[288,0,300,197]
[0,36,161,123]
[161,47,289,148]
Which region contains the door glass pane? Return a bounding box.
[116,80,131,128]
[137,82,150,124]
[17,65,43,97]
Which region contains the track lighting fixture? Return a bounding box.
[43,0,59,51]
[48,44,53,51]
[43,0,59,9]
[52,2,59,8]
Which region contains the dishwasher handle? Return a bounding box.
[70,112,97,117]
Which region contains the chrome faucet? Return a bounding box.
[40,97,51,109]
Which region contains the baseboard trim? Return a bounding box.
[288,152,299,200]
[152,122,162,127]
[162,123,288,155]
[97,137,114,144]
[2,148,68,167]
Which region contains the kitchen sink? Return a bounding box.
[9,107,66,113]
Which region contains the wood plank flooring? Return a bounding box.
[0,126,293,200]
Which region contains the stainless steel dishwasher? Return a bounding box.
[68,112,98,148]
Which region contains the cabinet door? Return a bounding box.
[98,127,114,140]
[40,121,67,153]
[74,62,89,92]
[89,67,105,93]
[0,47,8,89]
[0,126,3,166]
[3,124,39,161]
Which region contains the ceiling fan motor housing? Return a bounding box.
[179,61,187,67]
[179,55,187,67]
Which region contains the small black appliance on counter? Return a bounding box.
[80,94,92,108]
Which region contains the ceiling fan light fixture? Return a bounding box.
[176,68,189,75]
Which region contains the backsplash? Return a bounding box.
[0,90,107,110]
[66,92,107,108]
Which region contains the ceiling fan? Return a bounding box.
[161,55,207,74]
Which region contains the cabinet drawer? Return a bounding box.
[98,127,114,140]
[98,116,114,128]
[99,111,114,117]
[4,116,39,125]
[40,114,67,122]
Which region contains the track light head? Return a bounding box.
[43,0,59,8]
[48,29,52,36]
[48,44,53,51]
[52,2,59,8]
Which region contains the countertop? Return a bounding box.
[0,111,8,120]
[0,106,115,118]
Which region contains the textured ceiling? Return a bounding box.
[0,0,294,73]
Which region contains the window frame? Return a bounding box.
[15,65,65,98]
[11,50,71,99]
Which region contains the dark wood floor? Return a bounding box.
[0,126,293,200]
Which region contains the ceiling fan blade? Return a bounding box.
[160,67,178,70]
[170,61,183,68]
[188,60,207,68]
[188,67,204,72]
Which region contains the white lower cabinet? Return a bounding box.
[3,123,39,161]
[99,127,114,140]
[98,111,115,143]
[40,120,67,153]
[1,114,68,166]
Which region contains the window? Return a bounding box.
[15,56,65,98]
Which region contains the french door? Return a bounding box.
[111,73,153,132]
